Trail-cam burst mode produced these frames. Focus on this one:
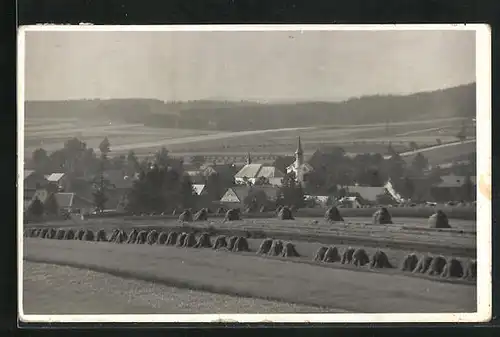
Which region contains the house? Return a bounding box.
[430,174,476,202]
[53,192,94,215]
[45,172,69,191]
[220,186,280,209]
[24,170,48,191]
[192,184,208,196]
[338,196,363,208]
[341,185,389,204]
[234,153,285,187]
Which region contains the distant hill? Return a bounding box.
[25,83,475,131]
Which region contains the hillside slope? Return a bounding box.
[25,83,476,131]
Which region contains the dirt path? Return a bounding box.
[23,261,339,315]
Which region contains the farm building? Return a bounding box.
[430,174,476,202]
[234,153,285,187]
[220,186,279,209]
[45,172,70,191]
[25,188,94,215]
[24,170,48,191]
[192,184,208,196]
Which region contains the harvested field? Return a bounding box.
[23,262,335,314]
[23,239,476,313]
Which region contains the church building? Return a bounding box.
[286,136,314,186]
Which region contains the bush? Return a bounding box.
[370,250,392,268]
[135,230,148,244]
[166,232,179,245]
[277,207,294,220]
[413,255,433,274]
[281,242,299,257]
[224,209,240,221]
[176,232,188,247]
[182,233,197,248]
[83,229,95,241]
[126,229,139,244]
[268,240,284,257]
[194,233,212,248]
[314,246,328,262]
[157,232,169,245]
[429,210,451,229]
[427,256,447,276]
[400,253,418,272]
[257,238,273,255]
[212,235,227,249]
[146,230,159,245]
[322,246,340,263]
[463,260,477,281]
[324,207,344,222]
[55,229,66,240]
[179,209,193,222]
[233,237,250,252]
[372,207,393,225]
[227,236,238,251]
[194,208,208,221]
[352,248,370,266]
[96,229,108,242]
[341,247,356,264]
[441,258,463,278]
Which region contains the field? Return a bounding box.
[23,116,475,165]
[23,239,476,313]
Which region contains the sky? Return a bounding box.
[24,29,476,102]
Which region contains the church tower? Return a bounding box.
[295,136,304,169]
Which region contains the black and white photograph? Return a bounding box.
[18,24,491,323]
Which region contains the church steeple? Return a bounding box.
[295,136,304,167]
[246,152,252,165]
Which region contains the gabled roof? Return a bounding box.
[435,175,477,188]
[24,170,35,180]
[220,186,280,203]
[286,161,314,173]
[255,166,285,178]
[234,164,263,179]
[201,164,235,177]
[185,170,202,177]
[192,184,206,196]
[344,185,387,202]
[46,173,65,182]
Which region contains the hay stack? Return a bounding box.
[352,248,370,266]
[280,242,299,257]
[341,247,356,264]
[400,253,418,272]
[135,230,148,244]
[75,229,85,241]
[268,240,284,256]
[427,256,447,276]
[166,232,179,245]
[194,233,212,248]
[194,208,208,221]
[146,230,159,245]
[157,232,169,245]
[233,237,250,252]
[109,229,120,242]
[224,209,240,221]
[324,207,344,222]
[227,236,239,251]
[113,230,127,243]
[257,238,273,255]
[212,235,227,249]
[463,260,477,281]
[413,255,433,274]
[370,250,392,269]
[178,209,193,222]
[183,233,197,248]
[314,246,328,262]
[259,205,267,213]
[29,228,38,237]
[277,206,294,220]
[441,258,464,278]
[275,206,283,214]
[83,229,95,241]
[40,228,49,239]
[126,229,138,244]
[23,229,29,237]
[55,229,66,240]
[96,229,108,242]
[46,228,57,239]
[428,210,451,229]
[176,232,187,247]
[372,207,393,225]
[323,246,340,263]
[172,209,177,216]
